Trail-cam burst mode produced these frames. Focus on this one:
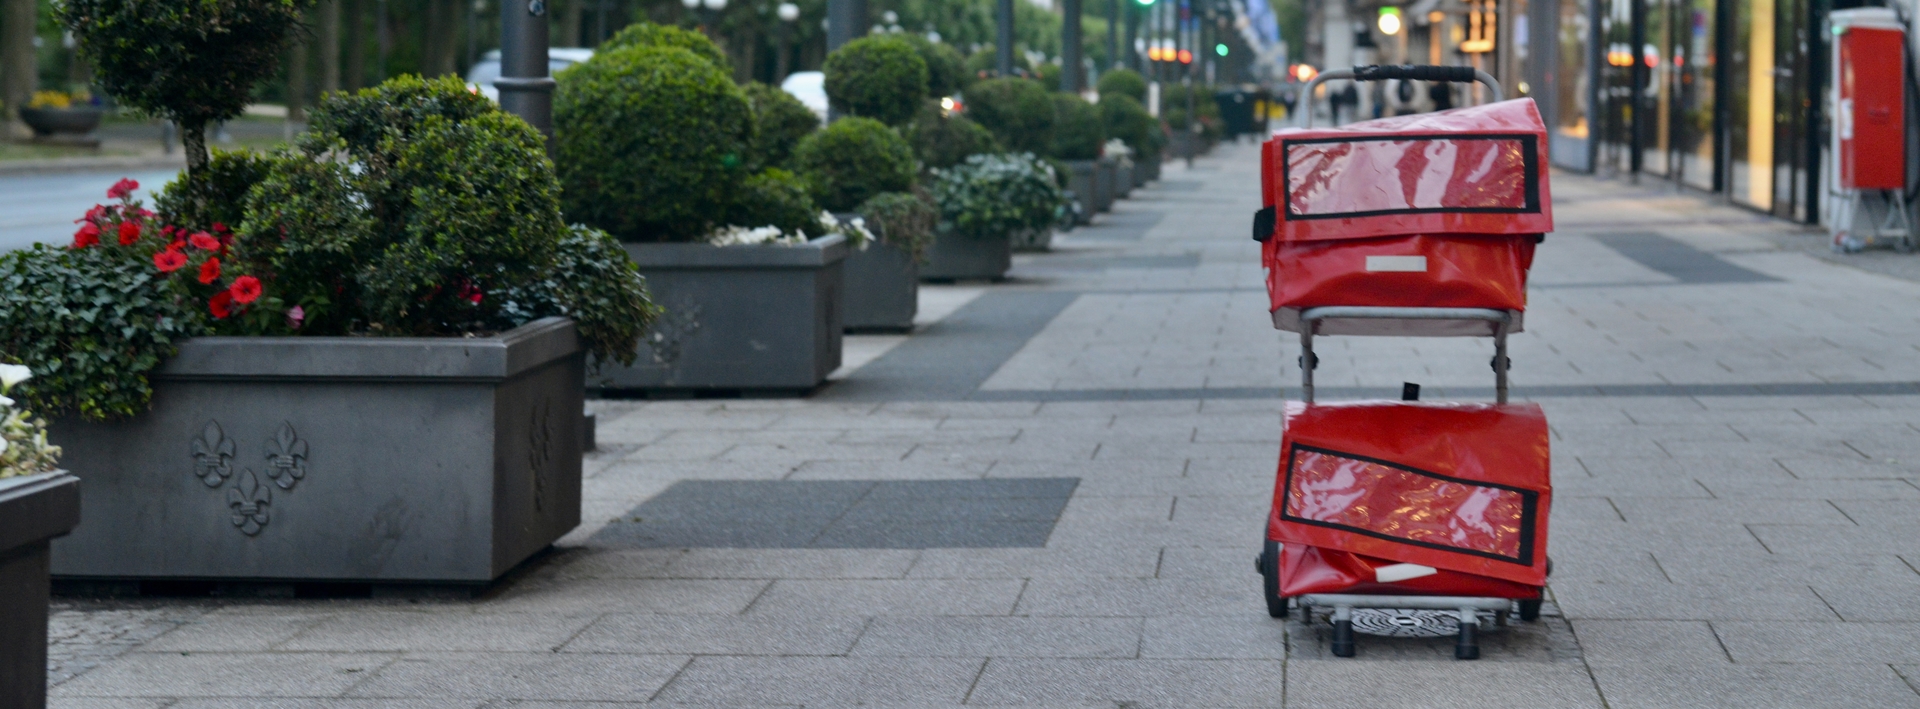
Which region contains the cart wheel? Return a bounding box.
[1331,619,1355,657]
[1519,599,1542,622]
[1258,540,1287,618]
[1455,620,1480,660]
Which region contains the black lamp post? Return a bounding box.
[995,0,1014,76]
[498,0,554,152]
[775,2,799,81]
[682,0,729,34]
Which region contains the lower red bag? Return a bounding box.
[1262,233,1538,316]
[1279,543,1542,598]
[1267,401,1552,588]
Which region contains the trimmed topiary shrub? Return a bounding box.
[962,78,1055,155]
[555,46,753,242]
[791,117,917,212]
[906,101,1000,170]
[897,34,969,97]
[1050,93,1105,161]
[744,82,821,170]
[1098,92,1158,157]
[856,190,938,261]
[601,21,731,71]
[154,148,274,231]
[725,168,821,236]
[965,47,1033,78]
[1096,69,1148,102]
[931,153,1064,239]
[59,0,305,174]
[823,35,929,127]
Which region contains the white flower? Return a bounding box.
[0,364,30,389]
[0,437,9,455]
[709,224,803,247]
[0,396,13,408]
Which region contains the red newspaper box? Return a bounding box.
[1839,26,1907,191]
[1255,100,1552,335]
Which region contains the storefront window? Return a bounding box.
[1729,0,1776,209]
[1676,0,1715,190]
[1641,0,1675,176]
[1554,0,1593,168]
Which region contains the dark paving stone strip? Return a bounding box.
[1013,253,1200,273]
[954,380,1920,402]
[818,291,1081,402]
[589,478,1081,549]
[1060,210,1166,241]
[1589,231,1781,283]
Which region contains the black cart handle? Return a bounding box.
[1298,65,1502,128]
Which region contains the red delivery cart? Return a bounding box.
[1250,65,1554,660]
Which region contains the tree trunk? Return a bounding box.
[182,120,210,174]
[287,26,309,122]
[426,0,459,77]
[560,0,584,47]
[318,0,342,95]
[343,0,366,89]
[1,0,36,139]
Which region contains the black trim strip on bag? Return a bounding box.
[1279,133,1542,221]
[1278,442,1538,566]
[1252,205,1276,242]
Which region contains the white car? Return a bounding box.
[780,71,828,120]
[466,48,597,101]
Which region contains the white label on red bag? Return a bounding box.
[1365,255,1428,272]
[1374,563,1439,583]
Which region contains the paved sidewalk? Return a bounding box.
[45,143,1920,708]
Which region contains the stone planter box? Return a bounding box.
[19,106,103,137]
[1114,160,1135,199]
[1064,160,1097,225]
[921,231,1012,281]
[600,235,846,393]
[1,471,80,709]
[843,240,918,333]
[1093,158,1117,213]
[48,318,584,584]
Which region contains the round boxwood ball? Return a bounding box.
[744,82,820,170]
[962,78,1054,155]
[1098,93,1158,157]
[896,34,968,97]
[907,101,1000,170]
[555,46,752,242]
[601,22,730,71]
[1050,93,1105,161]
[792,117,917,212]
[1096,69,1148,103]
[824,35,930,126]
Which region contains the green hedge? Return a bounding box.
[906,100,1000,170]
[823,35,929,127]
[601,22,731,70]
[897,34,969,97]
[931,153,1064,239]
[1050,93,1105,161]
[555,46,752,242]
[962,78,1054,155]
[1096,69,1148,103]
[725,168,821,235]
[1098,93,1158,158]
[744,82,820,170]
[792,117,917,212]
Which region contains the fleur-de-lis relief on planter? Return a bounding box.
[227,469,272,535]
[528,400,553,512]
[264,422,308,490]
[645,295,702,368]
[190,421,236,487]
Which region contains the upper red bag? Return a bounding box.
[1258,100,1553,322]
[1267,400,1552,588]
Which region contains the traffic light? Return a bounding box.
[1215,43,1229,56]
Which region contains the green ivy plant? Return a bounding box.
[59,0,307,174]
[0,364,62,479]
[930,153,1065,240]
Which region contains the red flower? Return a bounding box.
[107,178,139,200]
[153,248,187,273]
[72,222,100,248]
[209,291,233,319]
[198,257,221,285]
[188,232,220,250]
[81,205,106,223]
[229,275,262,304]
[117,221,142,246]
[212,222,229,234]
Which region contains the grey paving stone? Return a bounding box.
[1590,663,1920,709]
[50,652,395,698]
[849,616,1142,658]
[747,579,1026,616]
[1284,661,1604,708]
[659,548,919,579]
[168,701,483,709]
[478,579,769,614]
[46,700,174,709]
[343,652,685,701]
[649,657,983,704]
[966,658,1286,707]
[1568,619,1730,665]
[133,610,330,653]
[532,548,684,579]
[1715,621,1920,663]
[1140,615,1288,659]
[903,546,1161,580]
[1550,580,1836,621]
[1014,576,1257,617]
[561,613,866,655]
[276,611,600,652]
